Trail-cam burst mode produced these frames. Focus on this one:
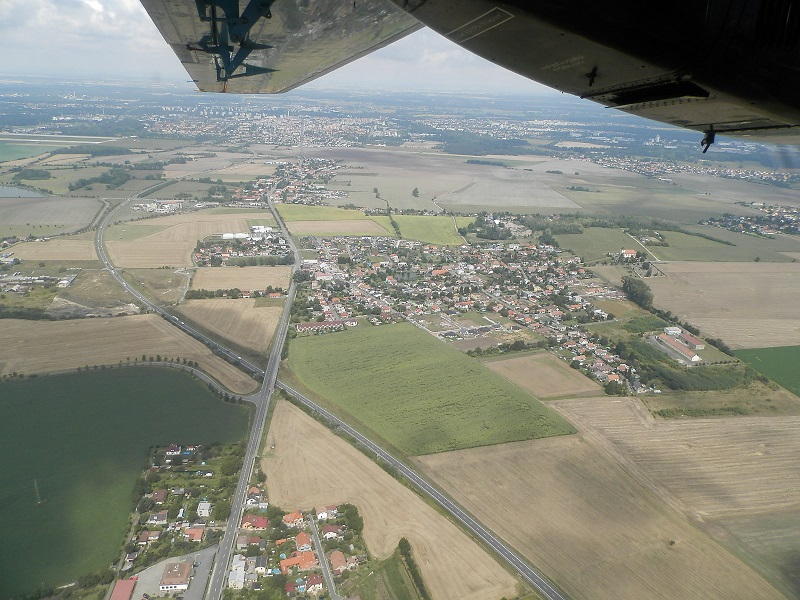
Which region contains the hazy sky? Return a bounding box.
[0,0,555,95]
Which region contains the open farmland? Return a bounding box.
[176,298,282,353]
[550,396,800,597]
[0,315,257,393]
[261,400,517,600]
[284,322,574,455]
[10,239,98,261]
[393,215,464,245]
[736,346,800,397]
[287,219,392,236]
[648,262,800,348]
[416,431,785,600]
[484,352,602,398]
[438,167,580,209]
[0,196,100,237]
[191,266,292,291]
[0,368,248,598]
[275,204,377,221]
[555,227,635,263]
[106,210,275,268]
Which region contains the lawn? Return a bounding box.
[0,368,249,598]
[284,322,574,455]
[0,143,63,162]
[393,215,464,245]
[735,346,800,397]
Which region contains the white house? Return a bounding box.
[197,502,212,518]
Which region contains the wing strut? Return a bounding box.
[189,0,277,84]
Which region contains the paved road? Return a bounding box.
[180,197,300,600]
[307,516,341,600]
[277,382,567,600]
[96,190,568,600]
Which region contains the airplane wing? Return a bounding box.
[139,0,421,93]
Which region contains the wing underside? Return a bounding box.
[140,0,421,93]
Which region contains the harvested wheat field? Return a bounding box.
[287,219,391,236]
[648,261,800,348]
[484,352,601,398]
[0,315,256,394]
[11,239,97,261]
[262,400,517,600]
[176,299,282,353]
[551,397,800,520]
[191,266,291,291]
[416,432,785,600]
[106,211,274,268]
[106,240,192,268]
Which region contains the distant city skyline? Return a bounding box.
[1,0,555,96]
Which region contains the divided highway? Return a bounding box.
[95,191,568,600]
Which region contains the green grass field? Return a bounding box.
[735,346,800,396]
[0,144,63,162]
[393,215,464,245]
[0,368,249,598]
[342,548,423,600]
[285,322,574,455]
[555,227,633,262]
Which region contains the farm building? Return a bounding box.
[657,333,702,362]
[109,579,136,600]
[680,332,705,350]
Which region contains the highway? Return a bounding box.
[95,189,567,600]
[276,382,567,600]
[95,189,298,600]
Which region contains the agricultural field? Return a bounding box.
[647,262,800,348]
[586,264,630,286]
[484,352,602,398]
[106,210,274,268]
[283,322,574,455]
[416,427,786,600]
[0,165,110,196]
[275,204,377,222]
[200,161,276,181]
[10,239,98,261]
[162,152,252,179]
[0,315,257,394]
[176,298,282,353]
[639,382,800,418]
[261,400,518,600]
[554,227,635,263]
[191,266,291,291]
[393,215,464,245]
[0,196,101,237]
[437,167,580,209]
[736,346,800,397]
[287,219,393,236]
[120,268,189,306]
[0,368,248,598]
[550,396,800,598]
[0,142,64,162]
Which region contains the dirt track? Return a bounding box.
[261,400,517,600]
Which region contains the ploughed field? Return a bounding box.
[284,322,574,455]
[191,266,292,291]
